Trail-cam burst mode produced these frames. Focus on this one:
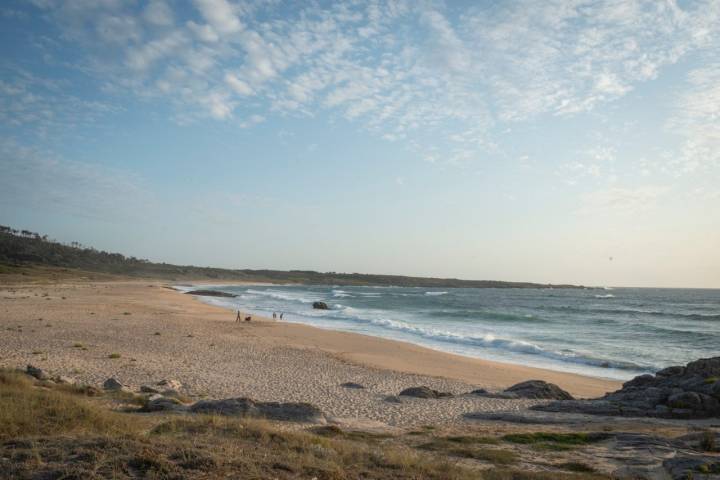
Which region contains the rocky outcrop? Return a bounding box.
[312,301,329,310]
[470,380,573,400]
[504,380,574,400]
[535,356,720,419]
[185,290,236,298]
[189,398,324,422]
[398,386,452,399]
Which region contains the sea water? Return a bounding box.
[177,284,720,380]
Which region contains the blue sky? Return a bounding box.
[1,0,719,288]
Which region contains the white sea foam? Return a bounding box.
[594,294,615,298]
[245,289,318,303]
[331,305,644,371]
[425,291,448,296]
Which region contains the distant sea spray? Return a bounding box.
[178,284,720,381]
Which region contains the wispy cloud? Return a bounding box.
[14,0,719,157]
[580,185,670,216]
[666,63,720,175]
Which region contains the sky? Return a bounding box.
[0,0,719,288]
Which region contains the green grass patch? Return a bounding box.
[502,432,608,447]
[418,438,516,465]
[107,353,121,359]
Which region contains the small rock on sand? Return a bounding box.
[26,365,47,380]
[340,382,365,389]
[157,379,182,390]
[103,377,125,391]
[53,375,77,385]
[143,396,187,412]
[399,386,453,399]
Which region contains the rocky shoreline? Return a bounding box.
[535,356,720,419]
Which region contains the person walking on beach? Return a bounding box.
[273,312,277,320]
[279,312,284,320]
[236,310,241,322]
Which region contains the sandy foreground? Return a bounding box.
[0,280,620,427]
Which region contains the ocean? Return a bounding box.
[177,284,720,380]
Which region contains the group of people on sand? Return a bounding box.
[235,310,283,322]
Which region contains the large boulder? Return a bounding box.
[399,386,452,399]
[535,356,720,419]
[312,301,329,310]
[504,380,574,400]
[190,398,324,422]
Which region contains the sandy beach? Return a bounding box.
[0,280,620,427]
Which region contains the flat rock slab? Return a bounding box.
[464,408,715,427]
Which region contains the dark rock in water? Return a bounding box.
[26,365,47,380]
[399,386,453,399]
[185,290,237,298]
[190,397,324,422]
[340,382,365,389]
[469,388,488,395]
[535,356,720,419]
[504,380,574,400]
[312,301,329,310]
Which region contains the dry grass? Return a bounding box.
[0,369,612,480]
[0,370,137,439]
